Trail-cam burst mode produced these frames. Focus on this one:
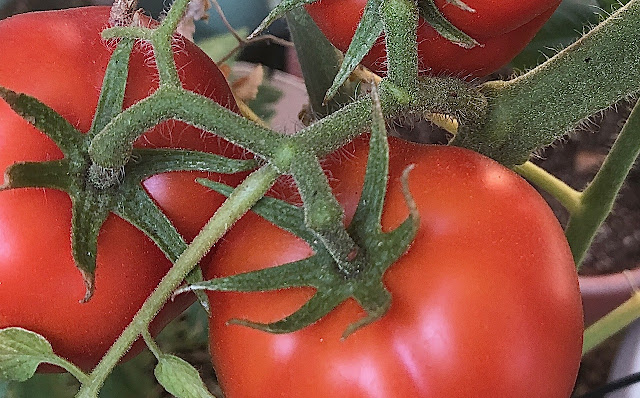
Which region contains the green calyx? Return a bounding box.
[179,86,419,337]
[0,39,257,303]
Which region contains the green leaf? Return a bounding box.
[154,355,214,398]
[249,0,320,39]
[0,328,60,382]
[417,0,479,49]
[324,0,383,103]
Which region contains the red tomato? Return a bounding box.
[0,6,243,371]
[305,0,561,77]
[207,136,583,397]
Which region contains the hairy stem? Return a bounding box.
[75,165,279,396]
[380,0,419,92]
[88,87,285,170]
[290,154,364,277]
[452,0,640,166]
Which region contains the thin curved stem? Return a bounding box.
[75,164,279,397]
[566,99,640,269]
[513,161,583,215]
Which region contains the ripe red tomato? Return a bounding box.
[305,0,561,77]
[207,136,583,397]
[0,6,243,371]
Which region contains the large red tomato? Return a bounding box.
[207,136,583,397]
[0,6,244,371]
[305,0,561,77]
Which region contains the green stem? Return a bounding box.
[296,97,374,156]
[513,161,582,215]
[380,0,419,92]
[289,154,364,277]
[150,0,190,88]
[101,26,153,41]
[50,357,90,385]
[141,329,161,359]
[88,87,285,169]
[452,0,640,166]
[566,100,640,269]
[583,291,640,355]
[75,164,279,397]
[150,35,181,88]
[156,0,191,36]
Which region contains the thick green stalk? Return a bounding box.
[380,0,419,92]
[75,165,279,397]
[292,76,482,157]
[295,97,374,157]
[452,0,640,166]
[566,99,640,268]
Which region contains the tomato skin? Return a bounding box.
[0,7,242,371]
[305,0,561,77]
[207,137,583,397]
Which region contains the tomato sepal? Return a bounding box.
[0,86,86,157]
[286,7,362,117]
[2,160,71,191]
[88,38,135,139]
[249,0,320,40]
[183,88,419,336]
[417,0,480,49]
[0,85,256,303]
[186,168,418,336]
[314,0,383,104]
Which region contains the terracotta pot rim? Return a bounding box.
[579,267,640,326]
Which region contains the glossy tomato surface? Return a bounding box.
[0,6,243,371]
[207,136,583,397]
[306,0,561,77]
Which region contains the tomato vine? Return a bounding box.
[0,0,639,396]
